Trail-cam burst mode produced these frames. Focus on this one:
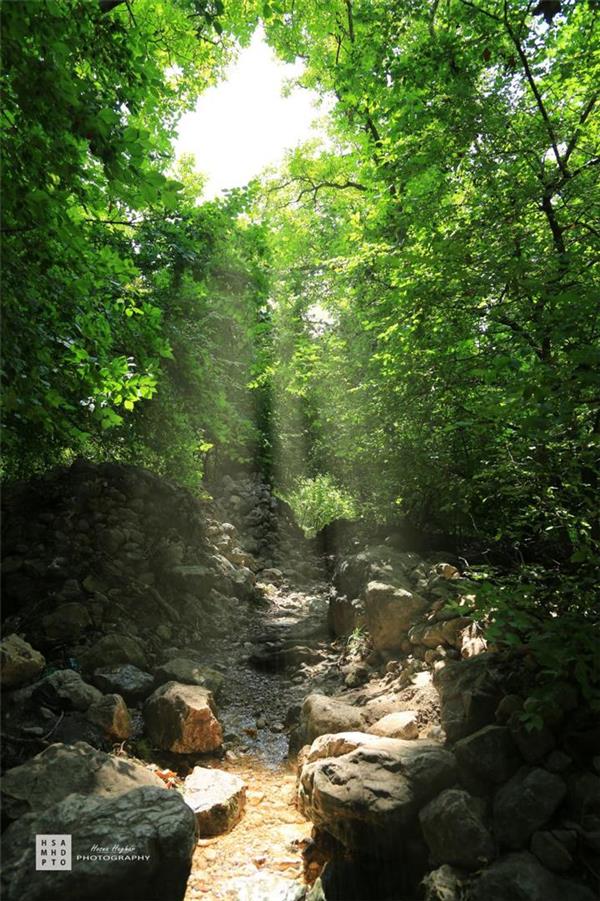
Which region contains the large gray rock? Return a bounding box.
[0,786,197,901]
[298,736,457,853]
[300,693,365,745]
[154,658,224,696]
[469,851,597,901]
[78,633,147,674]
[32,669,103,711]
[454,725,520,785]
[92,664,154,705]
[364,581,429,650]
[41,603,92,641]
[0,741,162,822]
[419,788,495,869]
[183,766,246,836]
[144,681,223,753]
[493,767,566,849]
[333,546,418,598]
[0,634,45,688]
[433,655,505,743]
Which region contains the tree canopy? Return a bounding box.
[1,0,599,702]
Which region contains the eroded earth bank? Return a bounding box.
[1,462,599,901]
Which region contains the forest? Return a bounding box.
[1,1,599,899]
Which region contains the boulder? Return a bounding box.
[493,767,566,849]
[368,711,419,740]
[419,788,495,869]
[304,731,383,763]
[530,830,573,873]
[469,851,597,901]
[0,634,45,688]
[32,669,103,711]
[299,694,365,745]
[78,633,147,674]
[509,714,556,763]
[154,658,224,696]
[454,725,520,785]
[298,736,457,854]
[0,786,196,901]
[92,664,154,705]
[364,581,429,650]
[86,694,132,741]
[409,621,447,649]
[41,603,92,641]
[433,654,505,743]
[327,595,363,637]
[183,766,246,836]
[144,681,223,753]
[0,741,162,822]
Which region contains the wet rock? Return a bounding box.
[419,788,495,869]
[298,736,457,854]
[364,581,429,651]
[86,693,132,740]
[41,603,92,642]
[493,767,566,848]
[469,851,597,901]
[183,766,246,836]
[1,786,196,901]
[32,669,103,711]
[0,741,162,822]
[454,725,520,785]
[92,664,154,705]
[78,633,147,674]
[143,681,223,753]
[0,634,45,688]
[154,658,224,696]
[369,710,419,740]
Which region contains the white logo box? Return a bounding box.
[35,834,72,871]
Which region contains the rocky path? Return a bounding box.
[184,570,339,901]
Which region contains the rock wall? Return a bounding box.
[293,537,600,901]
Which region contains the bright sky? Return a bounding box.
[174,28,326,199]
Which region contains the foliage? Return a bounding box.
[283,473,357,535]
[1,0,264,481]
